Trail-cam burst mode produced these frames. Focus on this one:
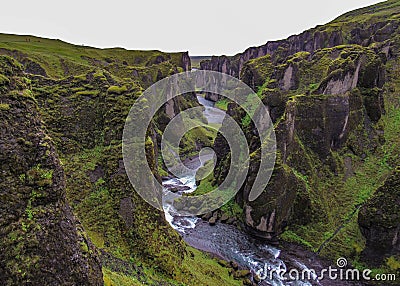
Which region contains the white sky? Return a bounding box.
[0,0,384,56]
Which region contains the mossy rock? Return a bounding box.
[358,170,400,266]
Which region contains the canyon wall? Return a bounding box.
[210,0,400,268]
[0,36,221,284]
[0,56,103,285]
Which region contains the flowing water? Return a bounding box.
[161,95,349,286]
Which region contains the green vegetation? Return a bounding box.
[103,246,242,286]
[386,256,400,271]
[241,54,273,90]
[191,174,215,196]
[241,114,251,127]
[220,200,243,220]
[203,4,400,277]
[0,73,10,86]
[0,34,242,285]
[3,0,400,283]
[75,90,100,97]
[280,230,314,250]
[0,33,188,79]
[0,103,10,110]
[241,41,400,278]
[107,85,128,95]
[215,98,229,111]
[103,268,142,286]
[179,126,216,159]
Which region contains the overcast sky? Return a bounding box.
[1,0,384,56]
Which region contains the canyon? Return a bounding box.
[0,0,400,285]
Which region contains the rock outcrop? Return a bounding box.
[0,56,103,285]
[358,169,400,265]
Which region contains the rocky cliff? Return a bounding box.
[359,169,400,266]
[200,0,399,107]
[200,0,399,80]
[208,0,400,273]
[1,0,400,283]
[0,56,103,285]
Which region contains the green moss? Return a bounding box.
[190,56,211,69]
[102,246,243,286]
[26,165,54,187]
[80,241,89,253]
[287,51,310,64]
[0,74,10,86]
[191,174,214,196]
[0,34,189,79]
[0,55,23,76]
[103,268,142,286]
[215,98,229,111]
[107,85,127,95]
[179,126,215,159]
[241,114,251,127]
[281,86,397,261]
[220,200,243,219]
[157,156,169,177]
[86,230,105,249]
[280,230,314,250]
[74,74,87,81]
[0,34,230,285]
[75,90,100,97]
[0,103,10,110]
[235,40,399,272]
[386,256,400,271]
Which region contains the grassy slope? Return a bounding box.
[329,0,400,27]
[0,33,186,79]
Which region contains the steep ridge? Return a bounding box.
[204,0,400,276]
[200,0,400,81]
[0,56,103,285]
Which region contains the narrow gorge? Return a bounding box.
[1,1,400,285]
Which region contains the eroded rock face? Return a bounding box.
[199,2,397,91]
[201,26,390,107]
[213,45,386,240]
[200,29,344,79]
[358,170,400,266]
[240,55,274,91]
[0,56,102,285]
